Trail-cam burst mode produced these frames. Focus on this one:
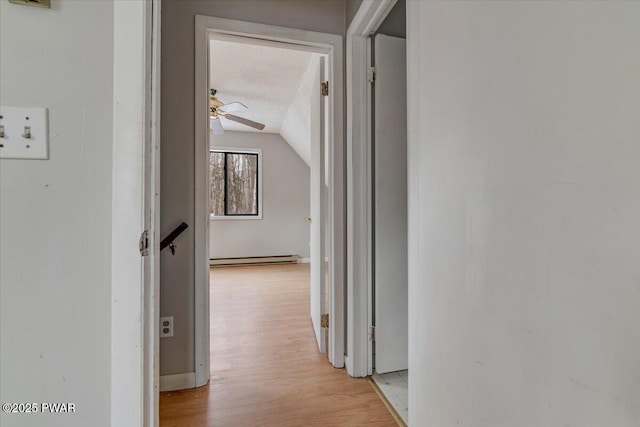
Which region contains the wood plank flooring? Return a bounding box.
[159,264,396,427]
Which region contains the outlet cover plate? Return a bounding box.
[0,106,49,160]
[160,316,174,338]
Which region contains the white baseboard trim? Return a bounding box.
[160,372,196,392]
[345,355,354,377]
[297,258,328,263]
[210,255,298,266]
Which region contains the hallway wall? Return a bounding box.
[0,1,114,426]
[407,2,640,426]
[160,0,347,376]
[346,0,363,28]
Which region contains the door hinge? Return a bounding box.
[370,325,376,342]
[321,313,329,328]
[367,67,376,83]
[321,81,329,96]
[139,230,150,256]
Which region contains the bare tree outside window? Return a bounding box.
[210,152,226,216]
[210,150,259,216]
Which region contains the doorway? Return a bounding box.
[369,0,408,423]
[370,28,409,426]
[345,0,408,424]
[207,33,328,362]
[192,16,346,389]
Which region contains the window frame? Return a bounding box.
[209,147,263,220]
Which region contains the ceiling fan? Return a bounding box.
[209,89,266,135]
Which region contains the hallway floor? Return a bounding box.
[372,371,408,424]
[159,263,396,426]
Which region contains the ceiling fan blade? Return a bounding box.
[210,117,225,135]
[218,102,248,114]
[225,114,266,131]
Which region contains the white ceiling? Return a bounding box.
[280,54,319,166]
[209,39,314,134]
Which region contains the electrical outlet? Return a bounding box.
[160,316,174,338]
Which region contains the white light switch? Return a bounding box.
[0,106,49,160]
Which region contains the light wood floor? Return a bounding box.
[159,263,396,427]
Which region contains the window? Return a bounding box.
[210,149,262,219]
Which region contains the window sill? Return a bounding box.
[210,215,263,221]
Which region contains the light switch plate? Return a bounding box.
[8,0,51,8]
[0,106,49,160]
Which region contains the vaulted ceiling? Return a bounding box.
[209,39,322,166]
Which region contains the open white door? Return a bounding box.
[373,34,408,373]
[310,56,327,353]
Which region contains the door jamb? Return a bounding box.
[194,16,346,386]
[144,0,162,425]
[111,0,161,426]
[345,0,397,378]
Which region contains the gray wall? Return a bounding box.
[407,2,640,426]
[346,0,405,34]
[160,0,346,376]
[210,132,310,259]
[377,0,405,38]
[346,0,363,28]
[0,1,113,426]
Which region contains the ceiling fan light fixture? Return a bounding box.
[218,101,248,114]
[210,117,224,136]
[224,114,266,131]
[209,89,266,132]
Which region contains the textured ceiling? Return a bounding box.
[209,39,314,135]
[280,54,319,166]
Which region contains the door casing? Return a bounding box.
[194,16,346,387]
[111,0,161,426]
[345,0,398,378]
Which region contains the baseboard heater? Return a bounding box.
[210,255,299,267]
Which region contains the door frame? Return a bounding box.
[194,16,346,386]
[111,0,161,426]
[345,0,398,378]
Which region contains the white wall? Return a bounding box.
[209,132,310,259]
[407,2,640,426]
[0,1,113,426]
